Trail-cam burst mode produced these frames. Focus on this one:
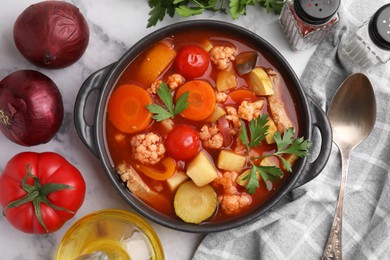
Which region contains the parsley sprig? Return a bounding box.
[147,0,286,27]
[146,82,189,121]
[239,114,312,194]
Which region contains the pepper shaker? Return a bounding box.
[279,0,341,51]
[339,4,390,70]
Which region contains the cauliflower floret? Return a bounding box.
[147,79,163,94]
[225,106,241,135]
[216,92,228,103]
[130,133,166,165]
[234,136,246,154]
[147,74,185,94]
[218,194,251,215]
[209,46,236,70]
[167,74,185,90]
[199,124,223,149]
[213,171,252,215]
[238,100,265,122]
[213,170,239,194]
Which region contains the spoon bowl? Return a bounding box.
[328,73,376,151]
[322,73,376,259]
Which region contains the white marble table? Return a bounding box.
[0,1,316,259]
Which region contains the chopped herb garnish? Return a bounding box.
[146,82,189,121]
[239,114,311,194]
[147,0,286,27]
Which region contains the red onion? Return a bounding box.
[13,1,89,69]
[218,116,233,147]
[0,70,64,146]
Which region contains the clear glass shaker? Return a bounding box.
[340,4,390,70]
[279,0,341,51]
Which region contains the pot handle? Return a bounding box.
[74,64,114,157]
[291,97,333,189]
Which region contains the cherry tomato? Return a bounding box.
[175,46,209,79]
[165,125,200,160]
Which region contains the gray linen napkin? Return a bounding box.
[193,0,390,259]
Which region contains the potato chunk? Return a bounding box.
[216,69,237,92]
[167,171,188,191]
[249,67,274,96]
[236,169,258,187]
[217,150,246,172]
[265,117,278,144]
[186,151,218,187]
[206,105,226,122]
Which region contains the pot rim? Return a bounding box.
[93,20,312,233]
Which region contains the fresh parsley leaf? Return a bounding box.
[146,104,173,121]
[157,83,174,115]
[146,82,189,121]
[147,0,286,27]
[239,114,311,194]
[174,91,190,115]
[244,167,260,194]
[248,114,268,147]
[274,128,312,158]
[258,0,285,14]
[279,156,292,172]
[147,0,179,27]
[239,114,268,152]
[280,136,312,158]
[229,0,255,19]
[176,5,205,17]
[239,121,251,152]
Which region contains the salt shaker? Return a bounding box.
[339,4,390,70]
[279,0,341,51]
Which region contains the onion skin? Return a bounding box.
[13,1,89,69]
[0,70,64,146]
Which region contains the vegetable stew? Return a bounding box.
[105,29,310,224]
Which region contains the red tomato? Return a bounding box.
[0,152,86,234]
[175,46,210,79]
[165,125,200,160]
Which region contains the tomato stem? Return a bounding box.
[0,110,10,126]
[3,164,75,232]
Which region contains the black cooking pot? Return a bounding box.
[74,20,332,233]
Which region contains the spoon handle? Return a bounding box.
[321,151,351,260]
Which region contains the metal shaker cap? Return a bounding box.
[294,0,340,25]
[369,4,390,50]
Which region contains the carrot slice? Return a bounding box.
[228,89,256,104]
[135,40,177,87]
[175,80,216,121]
[107,84,152,133]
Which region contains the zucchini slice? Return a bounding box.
[174,181,217,224]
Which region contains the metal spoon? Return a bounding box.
[321,73,376,260]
